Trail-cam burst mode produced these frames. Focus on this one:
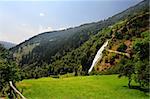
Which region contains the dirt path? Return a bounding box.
[106,49,130,58]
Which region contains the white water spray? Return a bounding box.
[88,40,109,73]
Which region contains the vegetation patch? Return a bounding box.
[17,75,149,99]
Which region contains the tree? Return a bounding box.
[118,59,135,88]
[135,60,149,87]
[118,31,149,88]
[133,38,149,60]
[0,44,21,97]
[132,33,149,87]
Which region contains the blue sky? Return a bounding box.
[0,0,142,44]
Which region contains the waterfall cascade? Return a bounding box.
[88,40,109,73]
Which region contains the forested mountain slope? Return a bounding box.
[10,0,149,78]
[50,12,149,75]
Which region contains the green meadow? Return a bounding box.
[17,75,149,99]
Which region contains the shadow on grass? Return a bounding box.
[123,85,150,93]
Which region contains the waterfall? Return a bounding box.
[88,40,109,73]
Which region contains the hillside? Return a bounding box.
[10,0,149,79]
[94,12,149,74]
[0,0,149,98]
[50,12,149,76]
[0,41,16,49]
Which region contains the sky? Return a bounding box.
[0,0,142,44]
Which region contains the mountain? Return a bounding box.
[0,41,16,49]
[51,12,149,75]
[10,0,149,78]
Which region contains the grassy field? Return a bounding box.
[17,75,149,99]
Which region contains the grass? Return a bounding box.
[17,75,149,99]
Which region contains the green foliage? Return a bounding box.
[117,43,127,52]
[0,44,21,97]
[118,30,150,88]
[0,1,149,98]
[124,34,131,40]
[10,0,149,79]
[50,28,111,76]
[118,59,135,87]
[0,61,20,93]
[134,60,149,87]
[133,37,149,60]
[114,32,123,39]
[132,31,150,87]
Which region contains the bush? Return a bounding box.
[114,32,123,39]
[117,43,127,52]
[124,34,130,40]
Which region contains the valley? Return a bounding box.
[9,0,149,79]
[0,0,149,98]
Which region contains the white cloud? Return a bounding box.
[58,27,66,30]
[39,13,45,17]
[38,25,53,33]
[46,27,53,31]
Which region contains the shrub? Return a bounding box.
[117,43,127,52]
